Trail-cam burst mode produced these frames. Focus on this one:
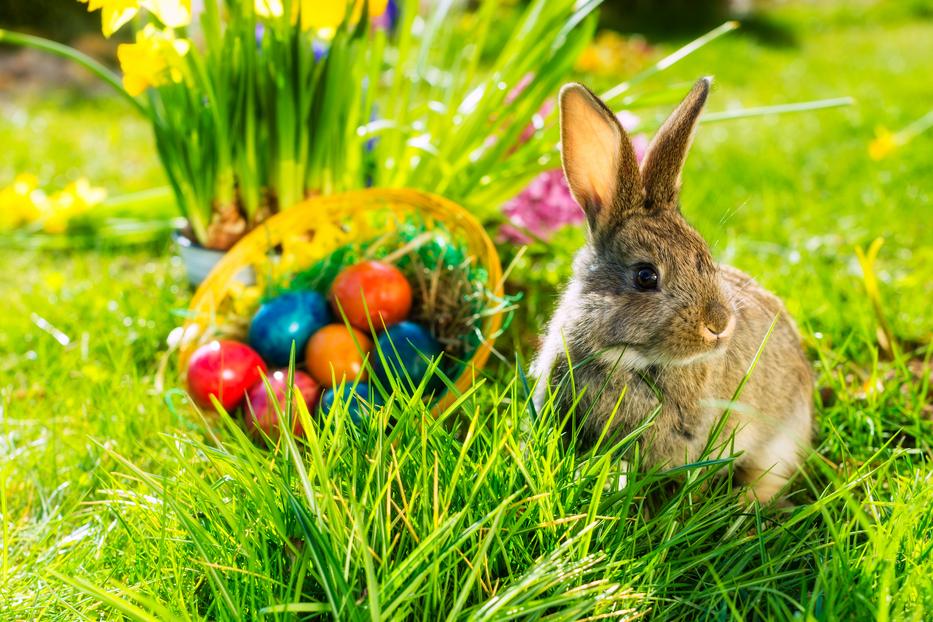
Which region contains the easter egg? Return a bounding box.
[187,340,267,411]
[330,261,412,331]
[244,370,321,438]
[305,324,374,387]
[319,383,382,426]
[248,291,331,366]
[371,321,442,390]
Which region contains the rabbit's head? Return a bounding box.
[559,78,734,367]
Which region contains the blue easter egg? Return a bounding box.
[248,291,331,366]
[371,321,442,390]
[319,383,381,426]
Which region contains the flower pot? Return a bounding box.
[174,230,255,287]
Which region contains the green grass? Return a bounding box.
[2,1,933,619]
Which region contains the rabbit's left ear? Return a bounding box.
[640,77,711,209]
[559,83,642,233]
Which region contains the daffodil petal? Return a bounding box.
[300,0,346,30]
[368,0,389,18]
[172,38,191,56]
[145,0,192,28]
[101,5,139,37]
[117,25,190,96]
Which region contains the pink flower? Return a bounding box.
[617,110,640,131]
[616,111,649,163]
[631,134,649,162]
[500,169,583,244]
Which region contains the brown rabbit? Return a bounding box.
[531,78,813,502]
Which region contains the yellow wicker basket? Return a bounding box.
[178,188,504,415]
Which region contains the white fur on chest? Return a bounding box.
[597,347,655,371]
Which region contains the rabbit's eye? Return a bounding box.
[634,264,659,291]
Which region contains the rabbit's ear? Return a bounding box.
[559,83,642,232]
[640,77,711,209]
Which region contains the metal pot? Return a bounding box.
[173,230,256,287]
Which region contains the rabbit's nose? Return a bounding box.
[701,302,734,341]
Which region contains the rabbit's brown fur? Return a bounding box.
[531,79,812,502]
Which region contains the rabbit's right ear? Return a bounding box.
[559,84,642,233]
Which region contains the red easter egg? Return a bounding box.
[305,324,373,387]
[330,261,412,331]
[186,340,267,411]
[244,370,321,438]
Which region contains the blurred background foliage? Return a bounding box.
[0,0,100,40]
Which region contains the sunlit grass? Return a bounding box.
[2,1,933,619]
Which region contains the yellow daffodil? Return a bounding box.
[66,177,108,208]
[118,24,191,96]
[79,0,191,37]
[308,0,389,30]
[575,31,652,76]
[79,0,140,38]
[869,126,897,161]
[869,111,933,160]
[40,178,107,234]
[255,0,388,31]
[145,0,192,28]
[0,175,107,233]
[0,174,43,231]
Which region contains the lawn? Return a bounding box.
[2,1,933,620]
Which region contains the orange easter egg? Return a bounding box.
[305,324,374,387]
[330,261,412,332]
